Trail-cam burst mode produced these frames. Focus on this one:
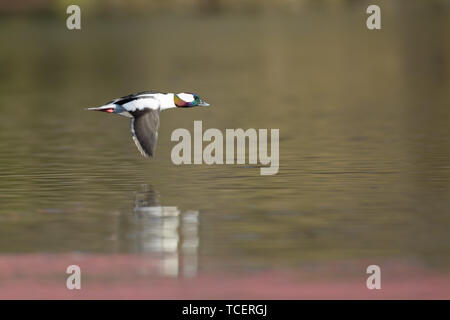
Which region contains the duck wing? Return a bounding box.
[130,109,160,158]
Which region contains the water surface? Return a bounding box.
[0,8,449,281]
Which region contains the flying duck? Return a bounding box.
[86,91,210,158]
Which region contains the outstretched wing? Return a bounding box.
[130,109,160,158]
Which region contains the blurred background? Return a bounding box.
[0,0,449,298]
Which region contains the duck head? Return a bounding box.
[174,93,210,108]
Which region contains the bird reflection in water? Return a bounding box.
[130,185,199,277]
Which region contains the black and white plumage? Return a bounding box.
[86,91,210,158]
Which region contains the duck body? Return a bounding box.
[86,91,210,158]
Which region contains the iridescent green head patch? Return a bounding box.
[174,93,200,107]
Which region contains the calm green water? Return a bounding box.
[0,8,449,276]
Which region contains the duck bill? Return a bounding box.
[198,100,210,107]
